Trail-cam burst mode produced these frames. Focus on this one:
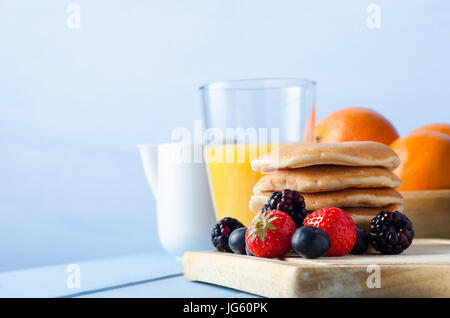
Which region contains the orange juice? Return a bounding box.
[204,143,281,226]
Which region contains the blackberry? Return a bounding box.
[261,189,307,227]
[211,217,244,252]
[369,210,414,255]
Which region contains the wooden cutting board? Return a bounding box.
[183,239,450,297]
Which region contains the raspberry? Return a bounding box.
[369,210,414,254]
[261,190,307,227]
[304,207,357,256]
[211,217,244,252]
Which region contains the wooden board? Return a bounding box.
[401,189,450,239]
[183,239,450,298]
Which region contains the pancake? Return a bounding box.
[253,165,401,193]
[249,188,403,213]
[342,204,404,231]
[251,141,400,172]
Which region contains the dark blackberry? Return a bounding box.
[369,210,414,255]
[211,217,244,252]
[261,189,307,228]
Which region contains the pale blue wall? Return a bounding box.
[0,0,449,271]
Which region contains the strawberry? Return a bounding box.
[303,207,356,256]
[245,210,296,258]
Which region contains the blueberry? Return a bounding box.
[350,226,369,255]
[368,210,414,255]
[291,226,330,259]
[228,227,247,254]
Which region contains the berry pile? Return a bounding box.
[369,210,414,254]
[212,192,414,259]
[211,217,244,252]
[261,190,307,228]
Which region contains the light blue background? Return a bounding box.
[1,0,449,271]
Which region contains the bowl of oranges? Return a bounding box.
[314,107,450,239]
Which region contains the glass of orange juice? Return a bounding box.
[200,79,316,226]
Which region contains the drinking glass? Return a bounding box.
[200,78,316,226]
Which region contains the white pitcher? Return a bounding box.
[137,143,216,257]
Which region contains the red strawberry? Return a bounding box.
[245,210,296,258]
[304,207,356,256]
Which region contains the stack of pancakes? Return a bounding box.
[249,142,404,230]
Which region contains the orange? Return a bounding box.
[315,107,399,145]
[390,130,450,191]
[411,123,450,137]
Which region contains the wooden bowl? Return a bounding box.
[401,189,450,239]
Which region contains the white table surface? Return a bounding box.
[0,253,258,298]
